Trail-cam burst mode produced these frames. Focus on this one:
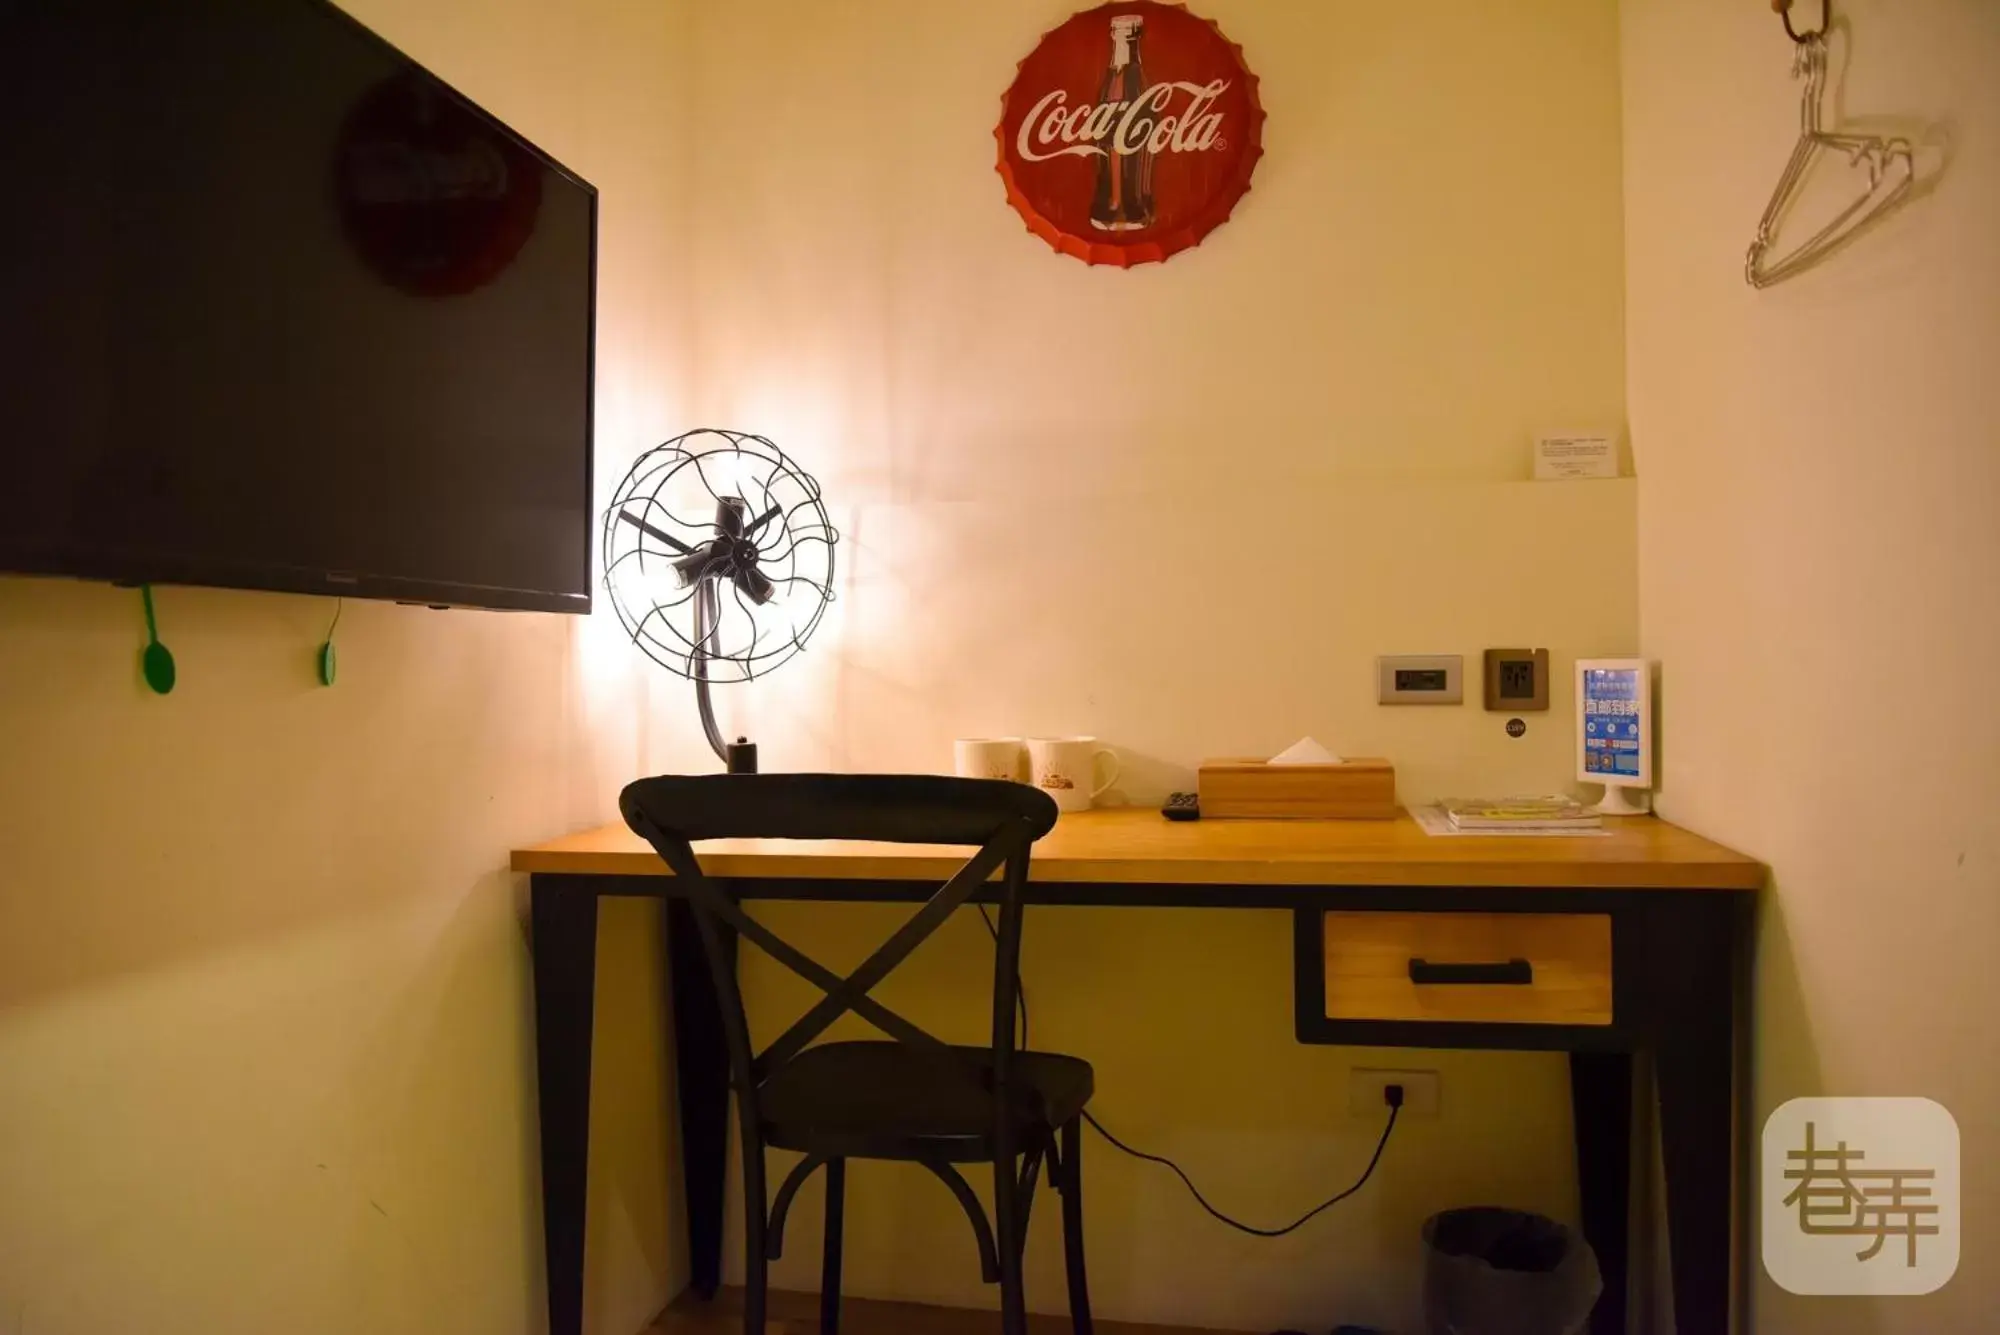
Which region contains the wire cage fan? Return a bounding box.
[602,429,838,702]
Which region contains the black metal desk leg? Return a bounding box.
[1650,901,1740,1334]
[666,896,736,1299]
[532,880,599,1335]
[1571,1050,1633,1335]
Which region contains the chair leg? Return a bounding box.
[1059,1118,1094,1335]
[992,1151,1028,1335]
[820,1158,845,1335]
[742,1137,769,1335]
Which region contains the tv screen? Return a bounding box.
[0,0,596,613]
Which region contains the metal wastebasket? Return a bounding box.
[1421,1207,1603,1335]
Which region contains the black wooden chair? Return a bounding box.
[618,773,1095,1335]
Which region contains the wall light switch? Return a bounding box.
[1377,655,1463,705]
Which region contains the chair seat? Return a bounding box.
[759,1041,1094,1162]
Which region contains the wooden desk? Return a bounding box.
[517,809,1761,1335]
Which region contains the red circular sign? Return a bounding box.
[996,2,1264,267]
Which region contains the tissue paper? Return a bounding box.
[1268,736,1341,766]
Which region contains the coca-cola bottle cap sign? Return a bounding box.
[996,2,1264,267]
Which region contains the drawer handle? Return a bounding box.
[1408,957,1533,985]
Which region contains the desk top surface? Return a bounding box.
[513,808,1763,891]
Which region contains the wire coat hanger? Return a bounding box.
[1746,0,1916,289]
[1775,0,1826,45]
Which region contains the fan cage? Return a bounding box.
[602,429,837,684]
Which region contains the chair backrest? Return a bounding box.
[618,774,1060,1125]
[621,772,1058,846]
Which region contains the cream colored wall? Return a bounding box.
[1622,1,2000,1331]
[676,3,1634,1330]
[0,2,692,1332]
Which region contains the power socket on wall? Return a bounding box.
[1349,1067,1441,1118]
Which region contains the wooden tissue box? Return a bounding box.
[1197,757,1398,820]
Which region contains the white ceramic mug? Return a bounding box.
[1026,737,1120,813]
[954,737,1026,782]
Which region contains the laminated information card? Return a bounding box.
[1535,433,1619,480]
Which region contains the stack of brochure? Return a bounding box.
[1440,797,1602,832]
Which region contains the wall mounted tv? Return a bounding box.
[0,0,597,613]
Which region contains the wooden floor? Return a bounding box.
[648,1288,1231,1335]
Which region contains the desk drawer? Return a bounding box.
[1322,911,1612,1026]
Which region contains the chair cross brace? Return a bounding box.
[642,821,1030,1089]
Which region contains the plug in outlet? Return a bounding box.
[1349,1068,1441,1118]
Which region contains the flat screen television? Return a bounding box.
[0,0,597,613]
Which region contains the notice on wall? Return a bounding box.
[1534,433,1619,481]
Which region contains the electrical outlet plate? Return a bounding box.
[1348,1067,1442,1118]
[1376,654,1463,705]
[1484,647,1551,711]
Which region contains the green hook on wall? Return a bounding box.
[139,584,176,695]
[318,598,342,686]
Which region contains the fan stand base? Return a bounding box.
[689,581,758,772]
[693,653,758,773]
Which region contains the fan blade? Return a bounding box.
[743,501,785,541]
[733,564,776,606]
[715,497,749,537]
[616,508,695,555]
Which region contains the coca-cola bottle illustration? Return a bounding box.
[1088,14,1155,231]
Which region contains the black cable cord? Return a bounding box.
[1083,1103,1399,1239]
[977,905,1401,1238]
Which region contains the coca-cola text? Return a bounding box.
[1014,79,1230,164]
